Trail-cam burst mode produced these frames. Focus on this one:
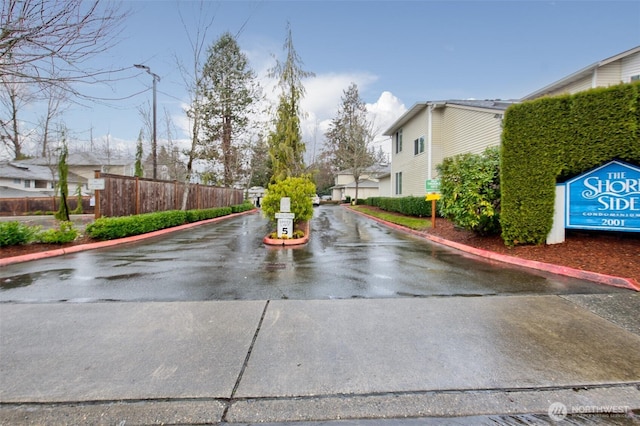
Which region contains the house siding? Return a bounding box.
[442,106,502,159]
[596,61,622,87]
[389,103,506,197]
[621,52,640,82]
[430,109,444,180]
[546,76,593,97]
[391,108,429,197]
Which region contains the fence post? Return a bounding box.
[135,176,140,215]
[174,180,178,210]
[94,170,101,219]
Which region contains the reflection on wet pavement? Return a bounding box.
[0,206,631,303]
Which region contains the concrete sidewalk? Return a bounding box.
[1,295,639,424]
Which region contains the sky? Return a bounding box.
[12,0,640,162]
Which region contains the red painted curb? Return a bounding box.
[263,221,310,247]
[346,206,640,292]
[0,209,258,267]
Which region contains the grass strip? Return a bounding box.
[351,205,431,231]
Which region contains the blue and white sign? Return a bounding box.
[565,160,640,232]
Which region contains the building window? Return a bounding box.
[395,172,402,195]
[395,129,403,154]
[631,75,640,82]
[34,180,47,189]
[414,136,425,155]
[13,178,21,184]
[24,180,31,188]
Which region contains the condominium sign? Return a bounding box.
[565,160,640,232]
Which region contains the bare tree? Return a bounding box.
[0,73,34,159]
[324,83,377,202]
[161,107,187,181]
[38,84,68,157]
[0,0,128,160]
[175,1,216,210]
[0,0,129,92]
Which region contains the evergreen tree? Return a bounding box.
[248,133,272,188]
[55,134,70,221]
[268,23,315,183]
[134,129,144,178]
[200,32,259,187]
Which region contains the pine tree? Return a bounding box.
[134,129,144,178]
[55,134,70,221]
[200,32,259,187]
[268,23,315,183]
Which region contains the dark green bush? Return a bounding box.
[37,221,78,244]
[365,196,432,217]
[0,221,39,246]
[86,210,187,240]
[437,146,501,236]
[185,207,232,223]
[85,203,253,241]
[231,201,255,213]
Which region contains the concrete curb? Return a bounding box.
[346,206,640,292]
[263,221,310,246]
[0,209,258,267]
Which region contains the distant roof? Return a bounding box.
[0,161,85,182]
[331,178,380,190]
[0,186,54,198]
[18,151,134,167]
[0,162,55,181]
[522,45,640,100]
[383,99,518,136]
[336,164,390,177]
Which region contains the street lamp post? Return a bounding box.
[134,64,160,180]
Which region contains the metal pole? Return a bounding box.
[152,74,157,180]
[134,64,160,180]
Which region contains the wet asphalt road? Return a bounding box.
[0,205,626,303]
[2,206,640,424]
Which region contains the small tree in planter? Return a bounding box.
[262,176,316,237]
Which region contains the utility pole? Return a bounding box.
[134,64,160,179]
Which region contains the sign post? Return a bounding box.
[425,179,441,228]
[276,197,295,238]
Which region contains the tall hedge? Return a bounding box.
[501,82,640,246]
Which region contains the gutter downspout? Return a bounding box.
[427,104,433,181]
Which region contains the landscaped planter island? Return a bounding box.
[263,221,309,246]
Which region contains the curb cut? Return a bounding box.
[346,206,640,292]
[0,209,258,267]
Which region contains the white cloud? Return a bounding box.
[366,91,407,159]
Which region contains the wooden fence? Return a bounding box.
[0,196,93,216]
[95,173,244,218]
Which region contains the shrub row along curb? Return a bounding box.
[0,208,257,267]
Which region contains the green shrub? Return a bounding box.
[365,196,432,217]
[0,221,39,246]
[231,201,255,213]
[262,176,316,224]
[86,210,187,240]
[185,207,232,223]
[437,146,501,236]
[85,204,251,241]
[37,221,78,244]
